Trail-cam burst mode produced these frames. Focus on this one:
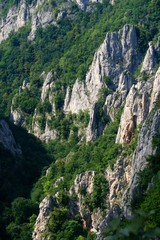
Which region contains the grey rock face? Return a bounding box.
[0,0,102,43]
[41,71,53,103]
[31,71,58,142]
[116,63,160,144]
[97,109,160,238]
[104,70,135,121]
[96,156,130,239]
[32,195,55,240]
[150,67,160,110]
[64,25,140,115]
[141,42,156,75]
[10,80,30,127]
[85,104,104,141]
[122,110,160,216]
[10,108,25,126]
[107,156,131,208]
[75,0,102,11]
[11,25,142,142]
[32,119,58,142]
[64,25,140,140]
[97,204,122,240]
[0,0,30,42]
[69,171,105,231]
[0,119,22,156]
[116,78,153,144]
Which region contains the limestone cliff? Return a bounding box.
[97,109,160,239]
[122,109,160,217]
[64,24,140,115]
[64,24,140,140]
[32,28,160,239]
[1,0,160,238]
[0,0,102,43]
[10,25,159,143]
[33,195,55,240]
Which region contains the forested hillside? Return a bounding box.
[0,0,160,239]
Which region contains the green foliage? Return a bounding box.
[76,110,90,128]
[37,100,52,114]
[48,207,68,233]
[48,209,85,239]
[0,121,52,239]
[0,0,160,119]
[6,197,38,240]
[103,212,160,240]
[11,197,38,225]
[91,173,109,209]
[131,135,160,210]
[104,76,112,87]
[97,87,111,108]
[140,173,160,228]
[0,0,160,239]
[32,111,121,203]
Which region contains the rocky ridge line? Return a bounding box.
[0,0,102,43]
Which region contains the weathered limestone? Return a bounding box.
[32,195,55,240]
[122,110,160,216]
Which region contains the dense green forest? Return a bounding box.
[1,0,160,118]
[0,0,160,239]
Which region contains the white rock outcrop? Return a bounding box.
[141,42,156,74]
[116,64,160,144]
[64,25,140,116]
[0,0,102,43]
[150,66,160,110]
[116,78,153,144]
[75,0,102,10]
[41,71,53,103]
[122,109,160,216]
[69,171,104,230]
[33,195,55,240]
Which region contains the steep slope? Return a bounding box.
[0,0,160,239]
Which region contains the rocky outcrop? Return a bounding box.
[10,108,25,126]
[150,66,160,110]
[31,71,58,141]
[107,156,131,208]
[0,0,29,42]
[122,110,160,216]
[32,119,58,142]
[116,64,160,144]
[64,25,140,115]
[97,108,160,238]
[85,104,104,141]
[33,195,55,240]
[0,119,22,156]
[96,156,131,239]
[75,0,102,11]
[97,204,122,240]
[141,42,156,75]
[0,0,102,43]
[69,171,104,230]
[33,171,105,239]
[104,70,135,121]
[10,80,30,127]
[41,71,53,103]
[64,25,140,140]
[116,78,153,143]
